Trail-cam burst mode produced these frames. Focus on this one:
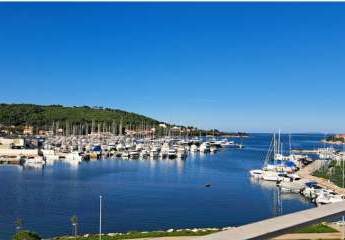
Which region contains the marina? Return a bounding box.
[1,3,345,239]
[0,131,244,168]
[249,133,345,207]
[0,133,323,239]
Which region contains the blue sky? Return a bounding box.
[0,3,344,133]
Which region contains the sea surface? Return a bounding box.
[0,134,327,239]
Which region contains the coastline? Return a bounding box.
[54,227,226,240]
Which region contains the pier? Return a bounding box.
[0,149,38,164]
[291,149,319,154]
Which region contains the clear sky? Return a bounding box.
[0,3,344,133]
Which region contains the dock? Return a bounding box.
[0,148,38,165]
[291,149,319,154]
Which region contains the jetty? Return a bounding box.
[291,149,319,154]
[0,149,38,164]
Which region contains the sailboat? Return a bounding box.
[250,132,298,181]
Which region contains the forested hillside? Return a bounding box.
[0,103,160,130]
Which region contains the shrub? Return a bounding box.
[13,230,41,240]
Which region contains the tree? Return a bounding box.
[70,215,79,238]
[13,231,41,240]
[15,218,23,232]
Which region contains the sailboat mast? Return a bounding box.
[289,134,292,155]
[273,132,276,157]
[278,129,281,155]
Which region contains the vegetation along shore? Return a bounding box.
[12,223,339,240]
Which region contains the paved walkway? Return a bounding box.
[133,237,199,240]
[132,233,343,240]
[273,232,341,239]
[298,160,345,195]
[198,201,345,240]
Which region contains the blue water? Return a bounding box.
[0,134,325,239]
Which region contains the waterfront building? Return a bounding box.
[23,126,33,135]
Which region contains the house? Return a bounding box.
[335,134,345,140]
[23,126,33,135]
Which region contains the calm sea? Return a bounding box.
[0,134,325,239]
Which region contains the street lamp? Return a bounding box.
[99,195,102,240]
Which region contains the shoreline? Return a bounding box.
[51,222,341,240]
[53,227,227,240]
[298,160,345,195]
[321,140,345,145]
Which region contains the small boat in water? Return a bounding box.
[210,146,218,153]
[250,169,264,179]
[168,149,177,159]
[199,142,210,153]
[121,151,129,158]
[190,144,199,152]
[65,151,82,164]
[277,176,306,193]
[150,148,159,158]
[316,191,345,205]
[219,139,235,148]
[302,182,324,199]
[129,150,140,159]
[176,147,187,158]
[140,149,149,158]
[262,170,285,182]
[24,156,45,168]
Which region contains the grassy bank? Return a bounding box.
[313,160,345,188]
[295,223,338,233]
[55,229,220,240]
[19,224,340,240]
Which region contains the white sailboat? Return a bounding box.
[250,132,296,181]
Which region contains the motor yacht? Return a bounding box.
[199,142,210,153]
[129,150,140,159]
[250,169,264,179]
[168,149,177,159]
[190,144,199,152]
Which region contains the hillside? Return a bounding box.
[326,135,345,144]
[0,103,246,137]
[0,103,160,133]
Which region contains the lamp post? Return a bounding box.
[70,215,78,239]
[99,195,102,240]
[341,142,345,239]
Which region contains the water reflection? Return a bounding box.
[176,159,185,174]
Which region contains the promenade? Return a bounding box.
[298,160,345,195]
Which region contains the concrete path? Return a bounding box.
[131,233,343,240]
[298,160,345,195]
[198,201,345,240]
[132,237,199,240]
[273,232,341,239]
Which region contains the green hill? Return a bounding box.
[0,103,246,137]
[0,103,161,134]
